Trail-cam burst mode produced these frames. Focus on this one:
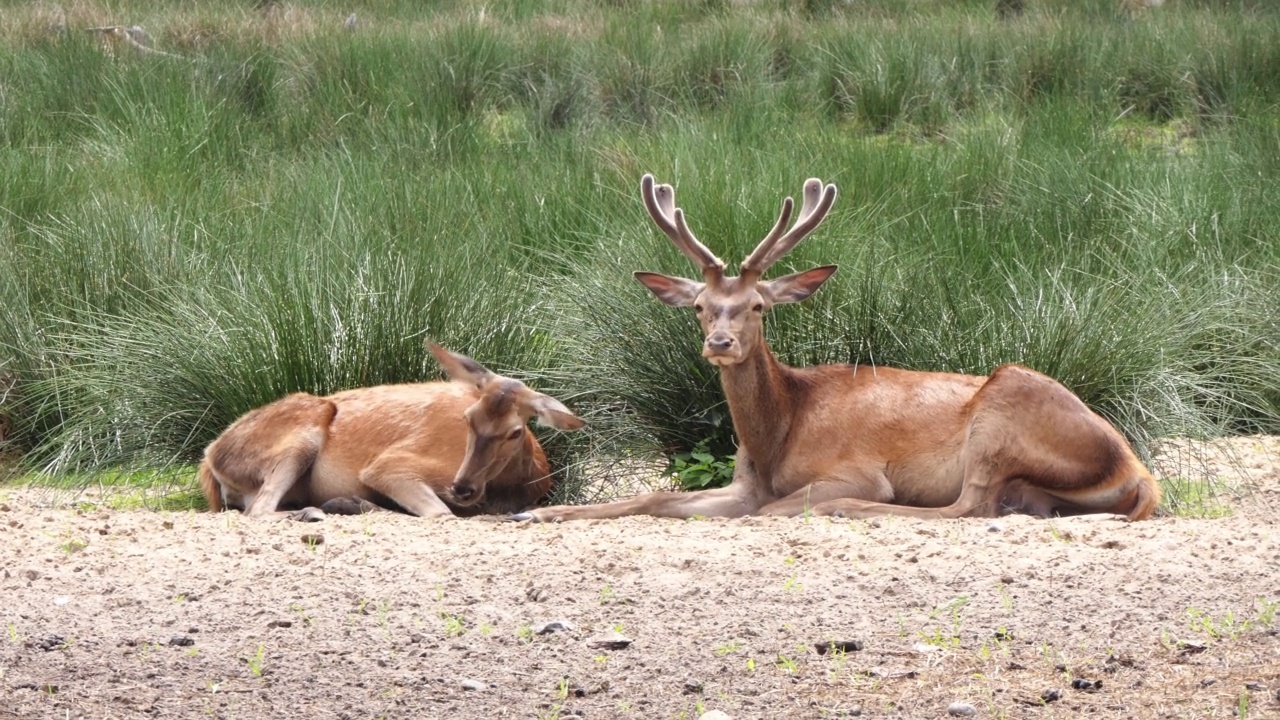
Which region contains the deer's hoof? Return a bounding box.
[319,497,380,516]
[288,507,326,523]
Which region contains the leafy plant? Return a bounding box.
[667,438,736,491]
[244,644,266,678]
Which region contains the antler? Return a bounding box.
[740,178,838,278]
[640,174,725,280]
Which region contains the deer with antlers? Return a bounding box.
[513,174,1160,522]
[199,343,583,520]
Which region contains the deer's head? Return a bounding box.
[429,343,584,506]
[633,174,838,366]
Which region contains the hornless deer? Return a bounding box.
[513,174,1160,523]
[199,343,584,520]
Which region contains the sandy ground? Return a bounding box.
[1,437,1278,720]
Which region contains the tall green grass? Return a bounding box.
[0,0,1277,503]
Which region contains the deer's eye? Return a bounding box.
[507,427,524,440]
[752,302,764,312]
[693,303,704,313]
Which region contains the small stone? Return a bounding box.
[1040,689,1062,703]
[947,702,977,717]
[815,639,864,654]
[1177,640,1208,655]
[1242,680,1262,691]
[24,569,40,581]
[699,712,733,720]
[1071,678,1102,692]
[460,678,485,691]
[586,631,632,650]
[267,619,293,629]
[1201,677,1218,687]
[300,534,324,546]
[162,520,173,529]
[683,679,704,694]
[570,682,599,698]
[168,635,194,647]
[0,503,10,511]
[987,522,1004,533]
[533,620,573,635]
[35,635,66,651]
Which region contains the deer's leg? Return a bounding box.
[355,451,456,519]
[944,365,1157,519]
[812,365,1157,520]
[242,442,324,519]
[757,474,894,517]
[808,476,1002,520]
[318,497,384,516]
[205,393,334,519]
[513,484,758,523]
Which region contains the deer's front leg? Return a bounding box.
[357,451,458,519]
[512,484,757,523]
[756,475,894,517]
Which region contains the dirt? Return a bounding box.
[1,437,1278,720]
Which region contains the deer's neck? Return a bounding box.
[520,431,551,482]
[718,339,798,475]
[511,430,553,501]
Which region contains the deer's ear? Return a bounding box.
[760,265,838,305]
[428,342,494,387]
[634,271,704,307]
[528,393,585,431]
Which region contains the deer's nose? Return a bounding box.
[452,482,477,502]
[706,333,736,352]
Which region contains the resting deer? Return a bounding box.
[514,174,1160,522]
[199,343,584,520]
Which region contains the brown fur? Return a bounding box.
[520,175,1160,523]
[199,345,583,520]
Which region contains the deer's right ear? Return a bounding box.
[529,393,586,432]
[633,271,704,307]
[428,342,494,387]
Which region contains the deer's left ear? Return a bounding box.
[428,342,495,388]
[760,265,838,305]
[528,393,585,431]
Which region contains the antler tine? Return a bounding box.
[740,195,795,276]
[742,179,837,276]
[640,174,725,277]
[798,177,824,220]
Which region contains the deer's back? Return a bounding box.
[316,382,478,471]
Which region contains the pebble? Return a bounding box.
[460,678,486,691]
[300,533,324,546]
[814,639,864,654]
[586,631,633,650]
[947,702,977,717]
[35,635,66,651]
[699,712,733,720]
[533,620,574,635]
[1071,678,1102,692]
[987,522,1004,533]
[168,636,194,647]
[683,679,704,694]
